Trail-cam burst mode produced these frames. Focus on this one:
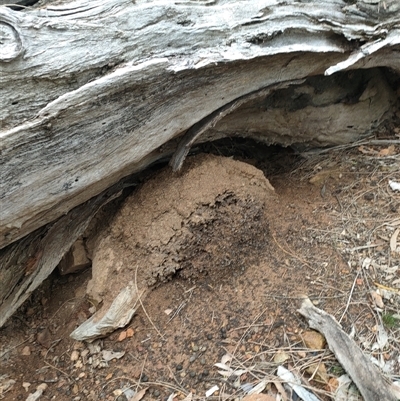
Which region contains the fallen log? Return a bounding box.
[1,0,399,326]
[2,0,400,248]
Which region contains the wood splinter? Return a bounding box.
[298,296,399,401]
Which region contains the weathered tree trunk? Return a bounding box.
[1,0,399,326]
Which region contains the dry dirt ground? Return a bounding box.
[1,136,399,401]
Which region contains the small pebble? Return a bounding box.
[180,372,186,378]
[200,357,206,365]
[153,390,160,397]
[141,374,148,382]
[201,346,207,352]
[70,350,80,361]
[192,345,198,352]
[189,355,196,363]
[176,364,183,371]
[203,369,209,376]
[206,334,213,340]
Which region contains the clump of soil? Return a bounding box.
[87,153,276,311]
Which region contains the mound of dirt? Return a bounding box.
[86,154,276,320]
[3,140,398,400]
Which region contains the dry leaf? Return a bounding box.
[128,387,148,401]
[374,282,400,294]
[306,362,328,384]
[273,350,290,363]
[390,228,400,253]
[220,354,232,365]
[372,324,389,351]
[166,393,176,401]
[233,369,248,376]
[214,362,231,371]
[205,385,219,397]
[302,330,326,350]
[118,331,127,342]
[327,377,339,393]
[242,394,275,401]
[0,376,16,395]
[277,366,320,401]
[358,145,376,155]
[101,350,125,361]
[182,392,192,401]
[217,370,232,377]
[378,145,395,156]
[247,379,267,395]
[370,291,384,308]
[389,180,400,192]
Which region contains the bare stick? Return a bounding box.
[134,265,165,340]
[44,360,74,382]
[271,231,313,270]
[338,270,359,324]
[136,354,148,393]
[298,296,397,401]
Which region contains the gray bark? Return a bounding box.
[1,0,400,248]
[0,0,399,326]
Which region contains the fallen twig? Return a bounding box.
[298,296,398,401]
[134,265,165,340]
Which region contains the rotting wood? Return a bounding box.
[298,296,399,401]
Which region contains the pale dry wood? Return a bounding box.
[0,0,400,327]
[169,78,306,171]
[298,297,398,401]
[1,0,400,249]
[0,181,124,327]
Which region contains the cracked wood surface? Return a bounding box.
[0,0,399,325]
[1,0,399,249]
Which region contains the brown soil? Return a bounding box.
[1,139,399,401]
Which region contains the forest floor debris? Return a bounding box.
[0,134,399,401]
